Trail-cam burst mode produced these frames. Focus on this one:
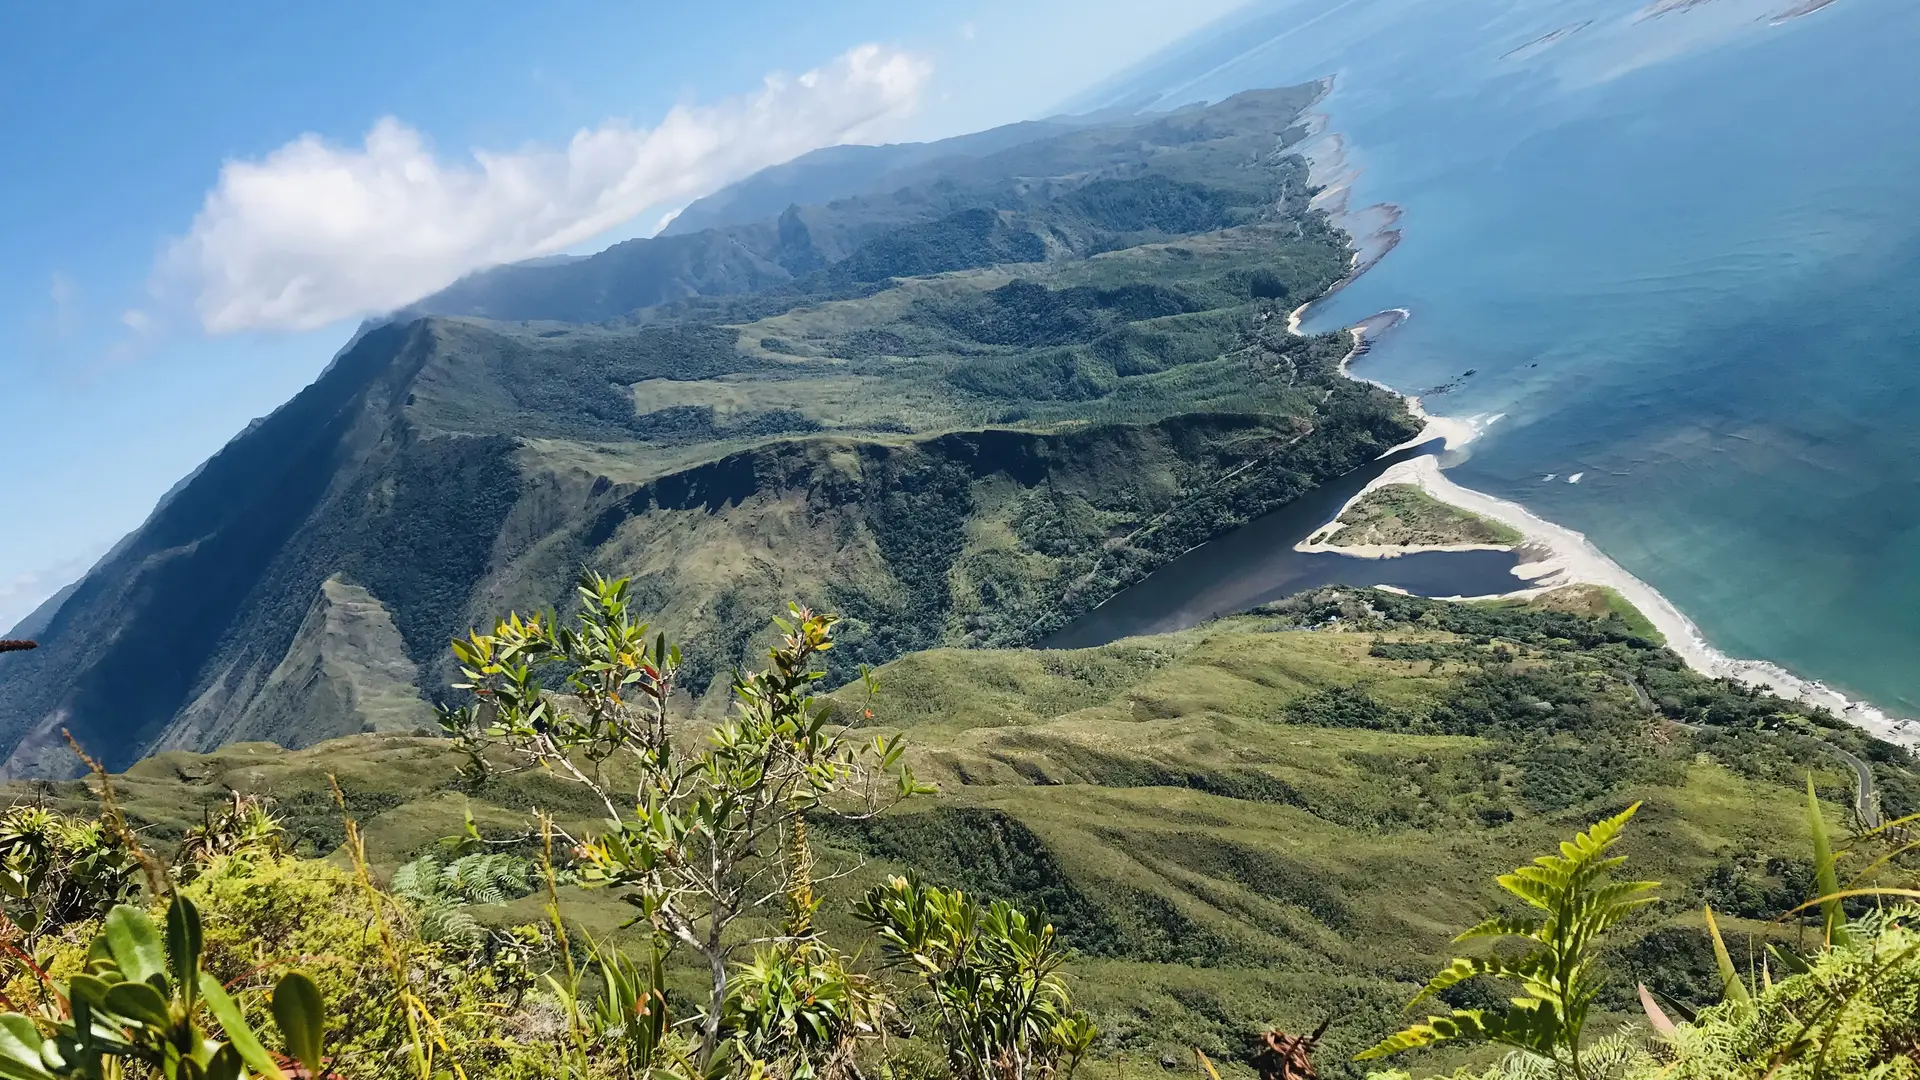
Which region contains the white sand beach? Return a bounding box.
[1320,323,1920,748]
[1285,109,1920,748]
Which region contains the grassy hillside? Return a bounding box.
[0,84,1412,773]
[12,587,1912,1077]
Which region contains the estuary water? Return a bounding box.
[1066,0,1920,714]
[1044,440,1523,648]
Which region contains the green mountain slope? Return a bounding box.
[13,588,1911,1075]
[0,83,1404,773]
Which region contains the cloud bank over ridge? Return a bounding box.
[165,44,931,334]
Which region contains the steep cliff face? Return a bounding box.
[0,321,507,775]
[164,576,434,751]
[0,84,1385,774]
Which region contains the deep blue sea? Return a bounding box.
[1070,0,1920,714]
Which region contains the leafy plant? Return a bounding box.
[724,820,889,1080]
[1357,804,1658,1080]
[1622,905,1920,1079]
[177,793,287,878]
[438,572,929,1066]
[0,893,324,1080]
[0,806,140,945]
[853,873,1095,1080]
[725,942,887,1080]
[389,851,538,948]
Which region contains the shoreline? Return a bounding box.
[1318,317,1920,748]
[1282,95,1918,747]
[1281,89,1919,748]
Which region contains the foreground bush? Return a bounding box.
[1633,908,1920,1080]
[1363,782,1920,1080]
[0,581,1091,1080]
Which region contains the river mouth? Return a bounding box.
[1043,439,1526,649]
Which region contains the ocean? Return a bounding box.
[1067,0,1920,716]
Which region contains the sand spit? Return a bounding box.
[1286,102,1919,746]
[1379,431,1920,748]
[1319,315,1920,747]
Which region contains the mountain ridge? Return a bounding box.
[0,83,1369,776]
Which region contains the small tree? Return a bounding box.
[853,874,1096,1080]
[1356,804,1657,1080]
[437,571,928,1067]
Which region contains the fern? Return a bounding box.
[390,853,442,900]
[1358,803,1658,1079]
[1620,907,1920,1079]
[444,852,533,904]
[391,851,535,906]
[415,899,485,947]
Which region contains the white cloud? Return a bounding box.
[163,44,932,334]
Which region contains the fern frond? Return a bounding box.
[1408,955,1543,1009]
[1497,869,1564,909]
[1455,916,1546,943]
[1576,879,1661,932]
[390,854,442,900]
[1565,803,1639,859]
[416,901,483,947]
[1366,804,1656,1071]
[1584,878,1660,914]
[1356,1004,1561,1061]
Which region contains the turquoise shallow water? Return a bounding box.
[1073,0,1920,713]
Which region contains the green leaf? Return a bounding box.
[205,1044,245,1080]
[66,973,111,1012]
[102,905,166,985]
[271,972,325,1076]
[1453,915,1545,943]
[200,973,288,1080]
[1703,906,1751,1008]
[1767,942,1812,976]
[1806,775,1851,947]
[0,1016,54,1080]
[1407,955,1538,1010]
[1356,1005,1561,1062]
[167,895,204,1007]
[103,980,172,1029]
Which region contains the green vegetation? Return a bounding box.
[1358,805,1658,1077]
[1483,586,1663,646]
[0,84,1408,774]
[0,891,329,1080]
[6,583,1916,1078]
[436,571,931,1066]
[1362,759,1920,1079]
[1320,485,1523,548]
[855,874,1097,1080]
[0,583,1098,1080]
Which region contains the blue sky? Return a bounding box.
[0,0,1246,628]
